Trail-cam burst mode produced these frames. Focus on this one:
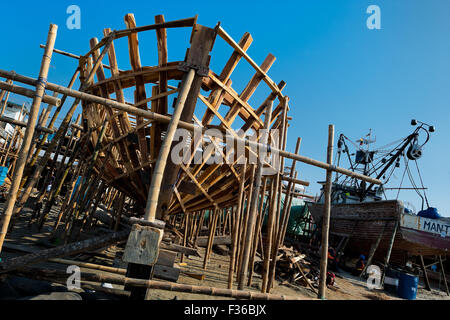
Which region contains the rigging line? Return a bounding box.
[396,160,408,200]
[414,159,430,208]
[404,156,425,210]
[384,162,397,185]
[374,137,408,152]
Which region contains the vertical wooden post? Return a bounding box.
[181,213,189,263]
[0,24,57,253]
[318,124,334,300]
[439,255,449,296]
[203,208,219,270]
[237,165,255,283]
[261,175,278,293]
[237,102,273,290]
[228,162,247,289]
[247,176,267,286]
[193,210,205,247]
[419,255,431,291]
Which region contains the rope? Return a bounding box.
[414,160,430,207]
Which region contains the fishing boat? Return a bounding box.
[307,120,449,264]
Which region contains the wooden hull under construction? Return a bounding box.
[74,14,289,220]
[307,200,450,263]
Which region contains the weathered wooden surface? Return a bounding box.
[122,225,163,266]
[0,230,129,272]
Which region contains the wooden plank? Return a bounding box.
[216,26,284,99]
[153,264,180,282]
[157,249,177,267]
[124,13,150,168]
[151,14,169,161]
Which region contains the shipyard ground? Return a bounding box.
[0,198,449,301]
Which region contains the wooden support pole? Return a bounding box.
[360,223,387,277]
[0,115,54,134]
[267,137,301,291]
[238,102,273,290]
[228,163,246,289]
[381,220,399,286]
[15,266,305,300]
[419,255,431,291]
[181,213,189,263]
[203,209,219,270]
[260,180,275,291]
[318,124,334,300]
[0,81,61,106]
[0,24,58,253]
[439,255,449,296]
[143,68,196,222]
[247,176,267,286]
[12,33,115,220]
[237,166,255,283]
[28,68,80,167]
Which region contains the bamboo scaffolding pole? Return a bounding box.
[28,68,80,167]
[318,124,334,300]
[238,102,273,290]
[16,266,305,300]
[34,127,90,229]
[51,163,85,234]
[181,213,189,263]
[266,108,288,293]
[228,162,246,289]
[0,115,54,134]
[193,210,205,247]
[261,175,277,293]
[247,176,267,286]
[64,121,108,241]
[79,180,107,233]
[11,34,115,220]
[143,68,196,222]
[203,208,219,270]
[0,24,58,253]
[0,81,61,106]
[237,165,255,284]
[267,139,301,290]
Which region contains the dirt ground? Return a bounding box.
[1,200,449,301]
[143,247,450,301]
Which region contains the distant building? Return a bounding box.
[0,100,29,140]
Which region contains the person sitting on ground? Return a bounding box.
[326,271,336,287]
[352,254,366,276]
[328,247,339,272]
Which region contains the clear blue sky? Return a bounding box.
[2,1,449,216]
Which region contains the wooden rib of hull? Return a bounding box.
[78,15,288,216]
